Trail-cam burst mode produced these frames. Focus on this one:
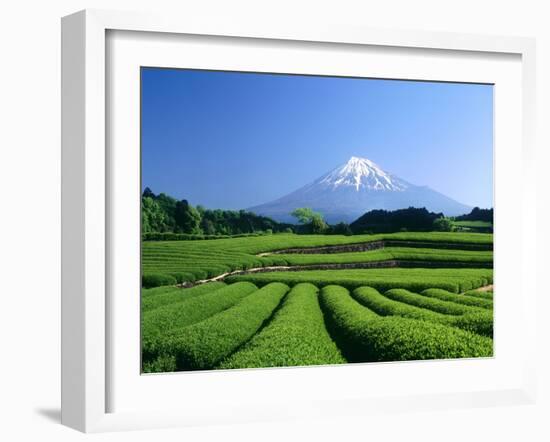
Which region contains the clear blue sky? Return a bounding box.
[142,68,493,210]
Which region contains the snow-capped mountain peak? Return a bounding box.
[318,156,407,191]
[247,155,471,223]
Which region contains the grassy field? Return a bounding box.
[141,231,494,372]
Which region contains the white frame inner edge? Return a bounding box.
[61,9,537,433]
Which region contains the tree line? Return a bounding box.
[142,188,293,236]
[142,187,493,237]
[454,207,493,223]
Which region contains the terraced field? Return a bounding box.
[141,232,493,372]
[142,232,492,286]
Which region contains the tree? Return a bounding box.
[155,192,178,231]
[140,188,293,237]
[174,200,202,234]
[141,197,166,232]
[142,187,155,199]
[200,218,216,235]
[349,207,443,234]
[310,215,328,234]
[291,207,317,224]
[291,207,328,234]
[331,222,353,236]
[433,217,454,232]
[455,207,493,223]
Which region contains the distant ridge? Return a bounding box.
[248,156,471,223]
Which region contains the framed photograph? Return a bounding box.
[61,9,538,432]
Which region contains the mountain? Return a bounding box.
[247,156,471,223]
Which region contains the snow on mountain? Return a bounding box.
[248,156,471,223]
[317,156,408,191]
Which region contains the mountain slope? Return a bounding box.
[248,156,471,223]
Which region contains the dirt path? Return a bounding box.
[182,265,294,287]
[471,284,494,292]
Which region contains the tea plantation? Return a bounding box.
[141,232,494,372]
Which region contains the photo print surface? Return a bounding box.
[141,67,494,373]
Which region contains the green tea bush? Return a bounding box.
[142,282,258,362]
[463,289,494,300]
[141,282,227,312]
[142,354,176,373]
[142,285,183,299]
[383,289,483,316]
[276,248,493,267]
[421,288,493,310]
[142,273,177,288]
[219,283,345,369]
[351,287,492,338]
[450,310,494,338]
[352,287,448,322]
[320,286,493,362]
[165,282,290,370]
[227,268,493,294]
[167,272,197,284]
[227,272,457,293]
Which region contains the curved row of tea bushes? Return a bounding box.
[227,272,453,293]
[352,286,441,321]
[142,282,258,360]
[449,310,494,339]
[142,354,178,373]
[142,273,178,288]
[320,286,493,362]
[142,241,288,287]
[352,287,493,338]
[218,283,345,369]
[276,248,493,267]
[142,285,183,299]
[141,282,227,312]
[383,289,484,316]
[227,268,493,294]
[164,282,290,371]
[421,288,493,310]
[463,289,494,300]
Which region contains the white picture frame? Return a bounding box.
[61,9,538,433]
